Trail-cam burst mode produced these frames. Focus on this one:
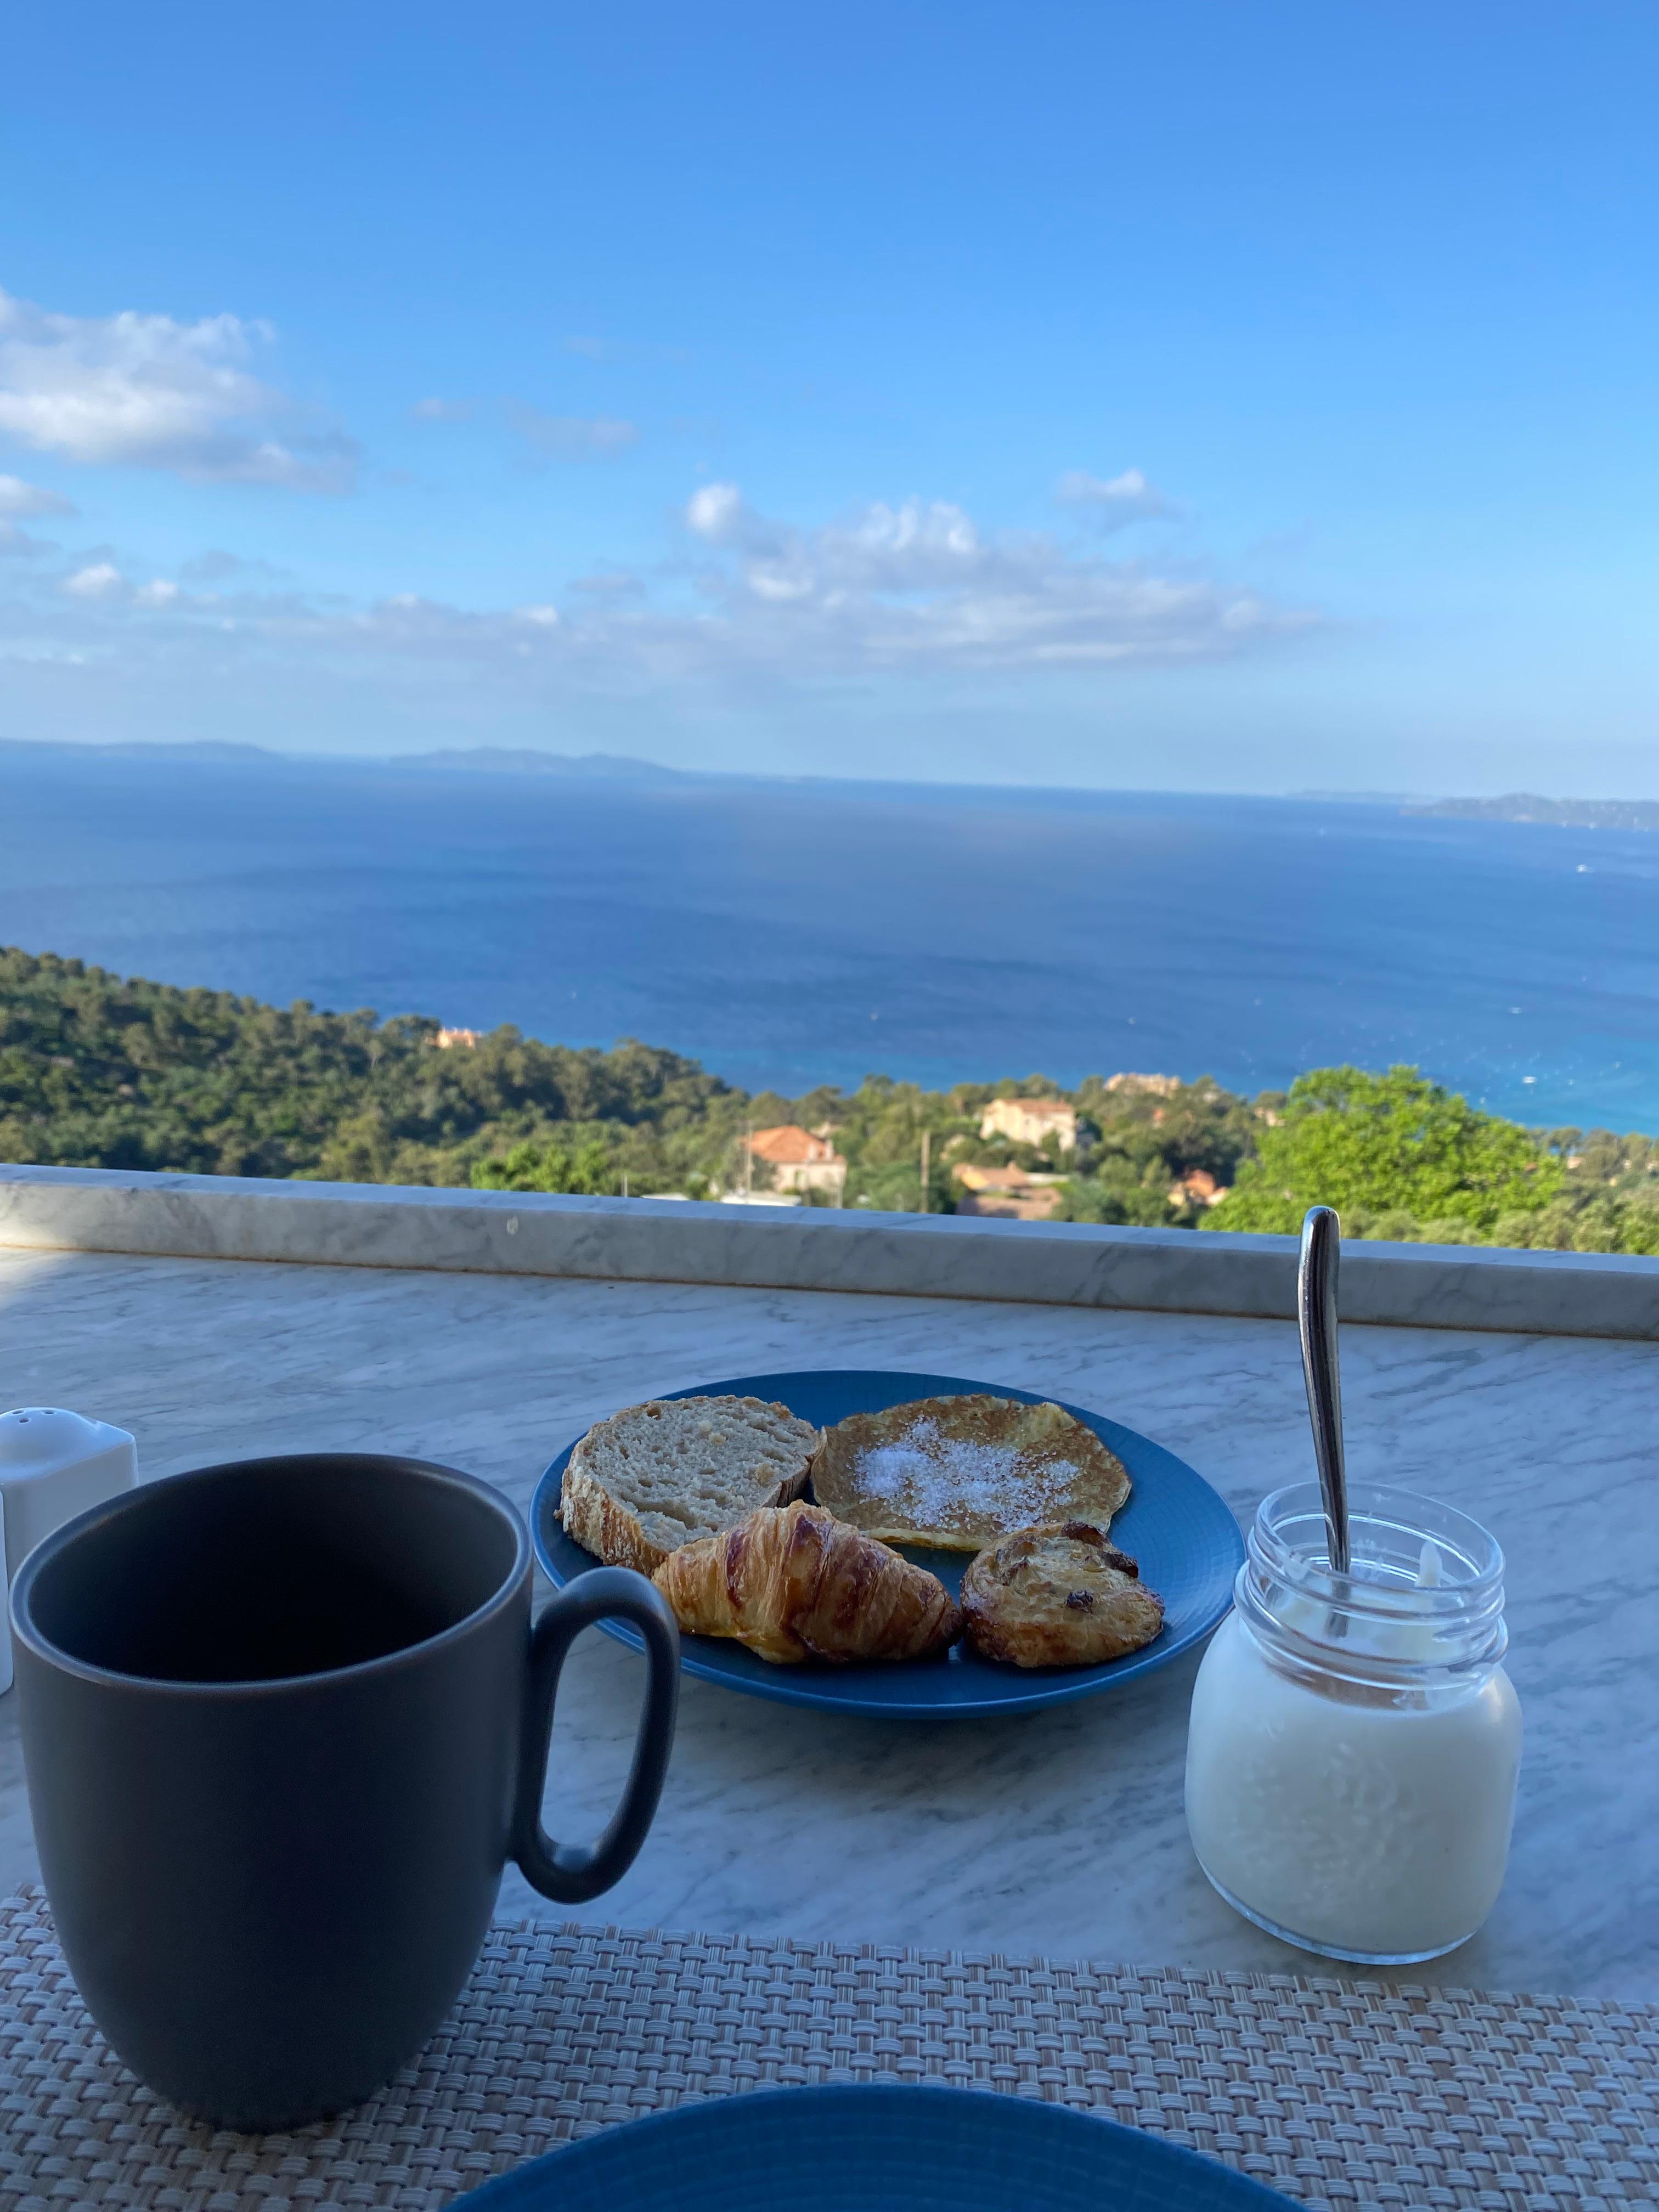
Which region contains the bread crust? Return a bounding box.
[961,1520,1164,1668]
[558,1460,673,1577]
[811,1395,1130,1551]
[653,1501,962,1664]
[560,1396,818,1576]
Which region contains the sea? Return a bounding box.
[4,746,1659,1132]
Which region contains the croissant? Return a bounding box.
[653,1500,962,1664]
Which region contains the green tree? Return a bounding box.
[470,1138,619,1195]
[1050,1174,1175,1228]
[1206,1065,1560,1234]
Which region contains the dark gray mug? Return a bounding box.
[10,1452,679,2131]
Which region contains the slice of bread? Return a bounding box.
[961,1521,1164,1668]
[811,1393,1129,1551]
[559,1396,821,1575]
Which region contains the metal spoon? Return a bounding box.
[1297,1205,1351,1575]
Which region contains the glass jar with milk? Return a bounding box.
[1185,1482,1521,1964]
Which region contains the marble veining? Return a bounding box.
[5,1164,1659,1339]
[1,1244,1654,1997]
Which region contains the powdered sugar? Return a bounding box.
[854,1417,1080,1533]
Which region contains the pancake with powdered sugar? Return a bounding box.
[810,1395,1129,1552]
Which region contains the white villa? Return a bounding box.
[978,1097,1078,1152]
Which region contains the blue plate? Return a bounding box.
[452,2082,1295,2209]
[531,1369,1242,1719]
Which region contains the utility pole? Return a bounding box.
[919,1128,930,1213]
[744,1124,753,1199]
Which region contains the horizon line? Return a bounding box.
[0,735,1519,808]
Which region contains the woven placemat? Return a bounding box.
[1,1887,1655,2211]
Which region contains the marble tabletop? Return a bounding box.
[1,1244,1654,1999]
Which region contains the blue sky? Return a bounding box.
[3,1,1656,792]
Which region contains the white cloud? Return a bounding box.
[1056,467,1175,526]
[667,486,1299,672]
[507,403,639,461]
[0,287,357,490]
[411,397,473,422]
[6,481,1316,698]
[0,472,74,517]
[685,481,747,543]
[62,561,125,599]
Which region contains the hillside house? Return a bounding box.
[978,1097,1078,1152]
[743,1125,848,1200]
[1104,1071,1180,1097]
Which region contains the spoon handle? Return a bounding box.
[1297,1205,1351,1574]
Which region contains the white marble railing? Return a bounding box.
[3,1163,1656,1339]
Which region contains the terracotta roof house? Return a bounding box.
[978,1097,1078,1152]
[433,1026,482,1050]
[742,1125,848,1199]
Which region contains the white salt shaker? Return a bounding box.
[0,1408,139,1693]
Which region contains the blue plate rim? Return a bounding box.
[450,2081,1297,2209]
[531,1367,1243,1719]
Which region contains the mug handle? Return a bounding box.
[511,1566,681,1904]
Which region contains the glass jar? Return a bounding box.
[1185,1482,1522,1964]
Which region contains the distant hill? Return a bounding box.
[0,737,696,781]
[388,747,695,781]
[10,743,1658,823]
[1404,793,1659,832]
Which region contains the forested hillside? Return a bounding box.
[5,946,1658,1251]
[0,947,744,1189]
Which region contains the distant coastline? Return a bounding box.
[0,736,703,783]
[10,743,1659,826]
[1404,793,1659,832]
